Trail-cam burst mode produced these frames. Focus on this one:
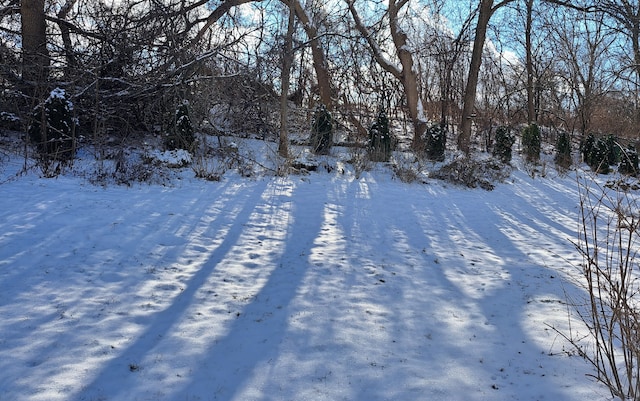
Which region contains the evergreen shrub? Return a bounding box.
[28,88,76,161]
[555,131,572,169]
[493,126,515,163]
[310,104,333,155]
[580,133,596,164]
[522,123,540,162]
[28,87,76,161]
[619,145,639,176]
[605,134,620,166]
[589,138,610,174]
[424,123,446,162]
[581,133,617,174]
[0,112,20,131]
[368,109,392,162]
[166,101,195,151]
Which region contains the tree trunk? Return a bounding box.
[459,0,511,154]
[440,64,453,129]
[388,0,427,148]
[632,22,640,91]
[290,0,333,110]
[526,0,536,124]
[21,0,49,87]
[57,0,78,78]
[279,2,295,158]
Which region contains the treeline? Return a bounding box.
[2,0,640,159]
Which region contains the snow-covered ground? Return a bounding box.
[0,144,614,400]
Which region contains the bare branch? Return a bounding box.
[492,0,517,14]
[542,0,598,12]
[192,0,263,45]
[346,0,402,79]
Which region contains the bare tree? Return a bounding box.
[7,0,633,160]
[596,1,640,127]
[549,7,614,135]
[410,0,475,132]
[458,0,516,154]
[347,0,427,149]
[598,1,640,80]
[53,0,78,78]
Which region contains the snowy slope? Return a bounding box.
[0,153,610,400]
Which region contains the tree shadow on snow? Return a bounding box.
[325,176,595,400]
[69,180,277,400]
[171,179,329,400]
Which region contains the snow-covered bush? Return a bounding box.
[555,131,572,169]
[522,123,540,162]
[191,142,237,181]
[165,101,195,151]
[0,112,20,131]
[432,157,510,190]
[347,145,372,179]
[368,109,392,162]
[28,87,77,162]
[310,104,333,155]
[424,123,446,162]
[493,126,515,164]
[618,145,638,176]
[86,148,174,186]
[149,149,192,168]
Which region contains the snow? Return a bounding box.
[0,149,612,400]
[149,149,193,166]
[47,87,73,111]
[416,97,428,124]
[48,87,67,101]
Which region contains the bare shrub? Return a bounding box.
[392,155,424,183]
[191,136,260,180]
[205,73,279,139]
[191,138,235,181]
[431,157,510,190]
[86,148,171,186]
[558,178,640,400]
[346,145,371,179]
[192,154,225,181]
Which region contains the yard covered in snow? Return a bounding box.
[0,144,617,400]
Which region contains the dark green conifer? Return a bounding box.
[522,123,540,162]
[619,145,638,176]
[493,126,515,164]
[166,101,195,151]
[28,87,76,161]
[605,134,620,166]
[425,124,446,162]
[580,133,596,165]
[555,132,572,169]
[368,108,392,162]
[589,138,610,174]
[310,104,333,155]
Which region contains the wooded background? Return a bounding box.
[2,0,639,152]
